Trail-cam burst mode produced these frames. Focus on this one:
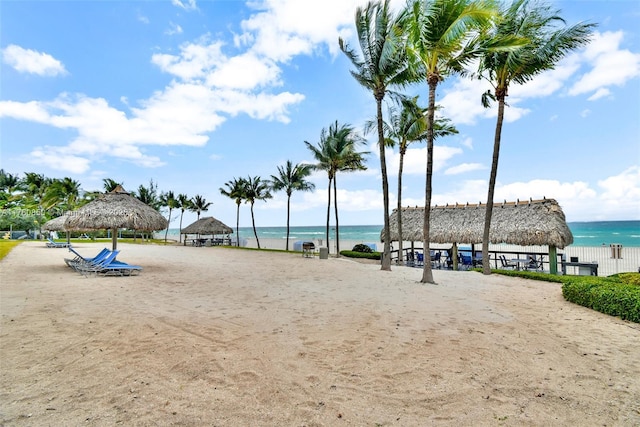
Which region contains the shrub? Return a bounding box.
[340,250,381,260]
[562,277,640,323]
[352,243,372,253]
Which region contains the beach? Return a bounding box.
[1,241,639,426]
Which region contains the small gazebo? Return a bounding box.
[381,198,573,273]
[181,216,233,246]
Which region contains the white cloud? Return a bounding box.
[587,88,611,101]
[152,39,226,81]
[2,45,67,76]
[445,163,485,175]
[165,22,184,36]
[569,31,640,97]
[172,0,197,11]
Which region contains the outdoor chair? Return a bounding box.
[460,254,473,270]
[499,255,518,270]
[525,254,543,271]
[72,250,120,276]
[415,252,424,267]
[430,251,441,268]
[47,238,71,248]
[65,247,110,268]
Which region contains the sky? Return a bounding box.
[1,0,639,230]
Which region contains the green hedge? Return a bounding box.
[561,274,640,323]
[340,250,381,261]
[489,270,640,323]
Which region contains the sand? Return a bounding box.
[1,241,639,426]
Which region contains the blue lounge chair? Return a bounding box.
[73,250,120,276]
[65,247,111,268]
[47,238,71,248]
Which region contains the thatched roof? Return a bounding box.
[381,198,573,248]
[65,185,168,231]
[42,214,70,231]
[181,216,233,235]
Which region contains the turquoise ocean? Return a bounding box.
[171,220,640,247]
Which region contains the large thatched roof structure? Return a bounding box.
[65,185,168,249]
[181,217,233,235]
[381,198,573,249]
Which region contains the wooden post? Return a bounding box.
[549,246,558,274]
[452,242,458,270]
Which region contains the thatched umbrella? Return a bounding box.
[381,198,573,273]
[43,213,72,244]
[65,185,168,250]
[181,216,233,245]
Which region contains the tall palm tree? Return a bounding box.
[0,169,20,195]
[270,161,315,251]
[366,96,457,264]
[476,0,594,275]
[190,194,212,220]
[340,0,413,270]
[305,121,368,255]
[243,176,272,249]
[402,0,496,283]
[176,193,191,243]
[159,190,178,242]
[220,177,248,246]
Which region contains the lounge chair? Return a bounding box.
[72,250,120,275]
[65,247,111,268]
[499,255,518,270]
[46,238,71,248]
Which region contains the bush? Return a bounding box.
[562,275,640,323]
[340,250,381,260]
[352,243,372,253]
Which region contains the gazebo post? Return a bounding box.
[111,228,118,250]
[452,242,458,270]
[549,246,558,274]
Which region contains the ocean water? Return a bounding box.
[168,220,640,247]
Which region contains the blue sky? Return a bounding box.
[1,0,639,230]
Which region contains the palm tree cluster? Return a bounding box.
[340,0,594,281]
[0,170,213,242]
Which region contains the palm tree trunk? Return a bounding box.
[377,94,391,271]
[251,202,260,249]
[482,93,506,275]
[285,194,291,251]
[333,175,340,256]
[179,211,184,244]
[397,147,406,266]
[325,177,332,253]
[164,209,172,243]
[421,78,438,284]
[235,202,241,247]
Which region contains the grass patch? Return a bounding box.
[0,240,22,261]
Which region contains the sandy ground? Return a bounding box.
[1,242,639,426]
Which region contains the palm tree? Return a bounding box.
[340,0,413,270]
[176,193,191,243]
[243,176,272,249]
[136,179,161,211]
[159,190,178,242]
[0,169,20,195]
[22,172,52,235]
[190,194,212,220]
[43,177,81,211]
[476,0,594,275]
[102,178,122,192]
[220,178,248,246]
[366,96,457,264]
[402,0,496,283]
[270,161,315,251]
[305,122,368,255]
